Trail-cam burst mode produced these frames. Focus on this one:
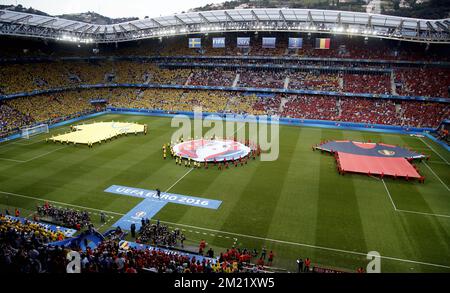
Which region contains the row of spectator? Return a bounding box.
[36,203,91,229]
[0,212,269,273]
[1,61,448,97]
[1,89,448,139]
[137,220,185,247]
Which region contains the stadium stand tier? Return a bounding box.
[2,88,449,139]
[0,34,449,140]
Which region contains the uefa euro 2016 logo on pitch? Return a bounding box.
[134,211,147,219]
[378,149,396,156]
[170,107,279,161]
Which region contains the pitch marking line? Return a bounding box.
[23,146,69,163]
[423,161,450,192]
[153,219,450,270]
[164,168,195,193]
[382,179,397,210]
[160,122,246,195]
[12,138,47,146]
[98,214,114,230]
[0,137,49,150]
[428,161,448,165]
[0,190,124,216]
[382,179,450,218]
[0,143,16,150]
[419,137,449,165]
[0,146,67,164]
[161,121,246,199]
[396,208,450,219]
[0,189,449,270]
[0,157,26,163]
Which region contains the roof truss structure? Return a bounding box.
[0,8,448,44]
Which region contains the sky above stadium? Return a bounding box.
[2,0,225,19]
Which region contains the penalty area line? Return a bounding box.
[419,137,449,165]
[423,161,450,192]
[1,189,450,270]
[0,146,67,164]
[382,179,450,218]
[23,146,68,163]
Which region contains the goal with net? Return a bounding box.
[21,124,49,139]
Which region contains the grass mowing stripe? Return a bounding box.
[315,129,368,255]
[267,128,321,244]
[1,188,449,269]
[2,115,449,272]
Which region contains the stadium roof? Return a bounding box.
[0,8,449,44]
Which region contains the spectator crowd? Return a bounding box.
[0,51,448,139]
[0,59,448,98]
[1,87,449,139]
[0,211,276,273]
[37,203,91,229]
[137,220,186,248]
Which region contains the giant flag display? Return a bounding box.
[288,37,303,49]
[315,38,330,49]
[262,37,276,48]
[237,37,250,48]
[188,38,202,48]
[212,37,225,48]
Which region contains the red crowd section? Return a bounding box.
[343,74,391,95]
[395,68,450,98]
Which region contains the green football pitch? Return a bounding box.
[0,114,449,273]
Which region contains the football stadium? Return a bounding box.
[0,0,449,280]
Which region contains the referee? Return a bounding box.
[156,188,161,199]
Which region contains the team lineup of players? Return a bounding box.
[162,137,261,169]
